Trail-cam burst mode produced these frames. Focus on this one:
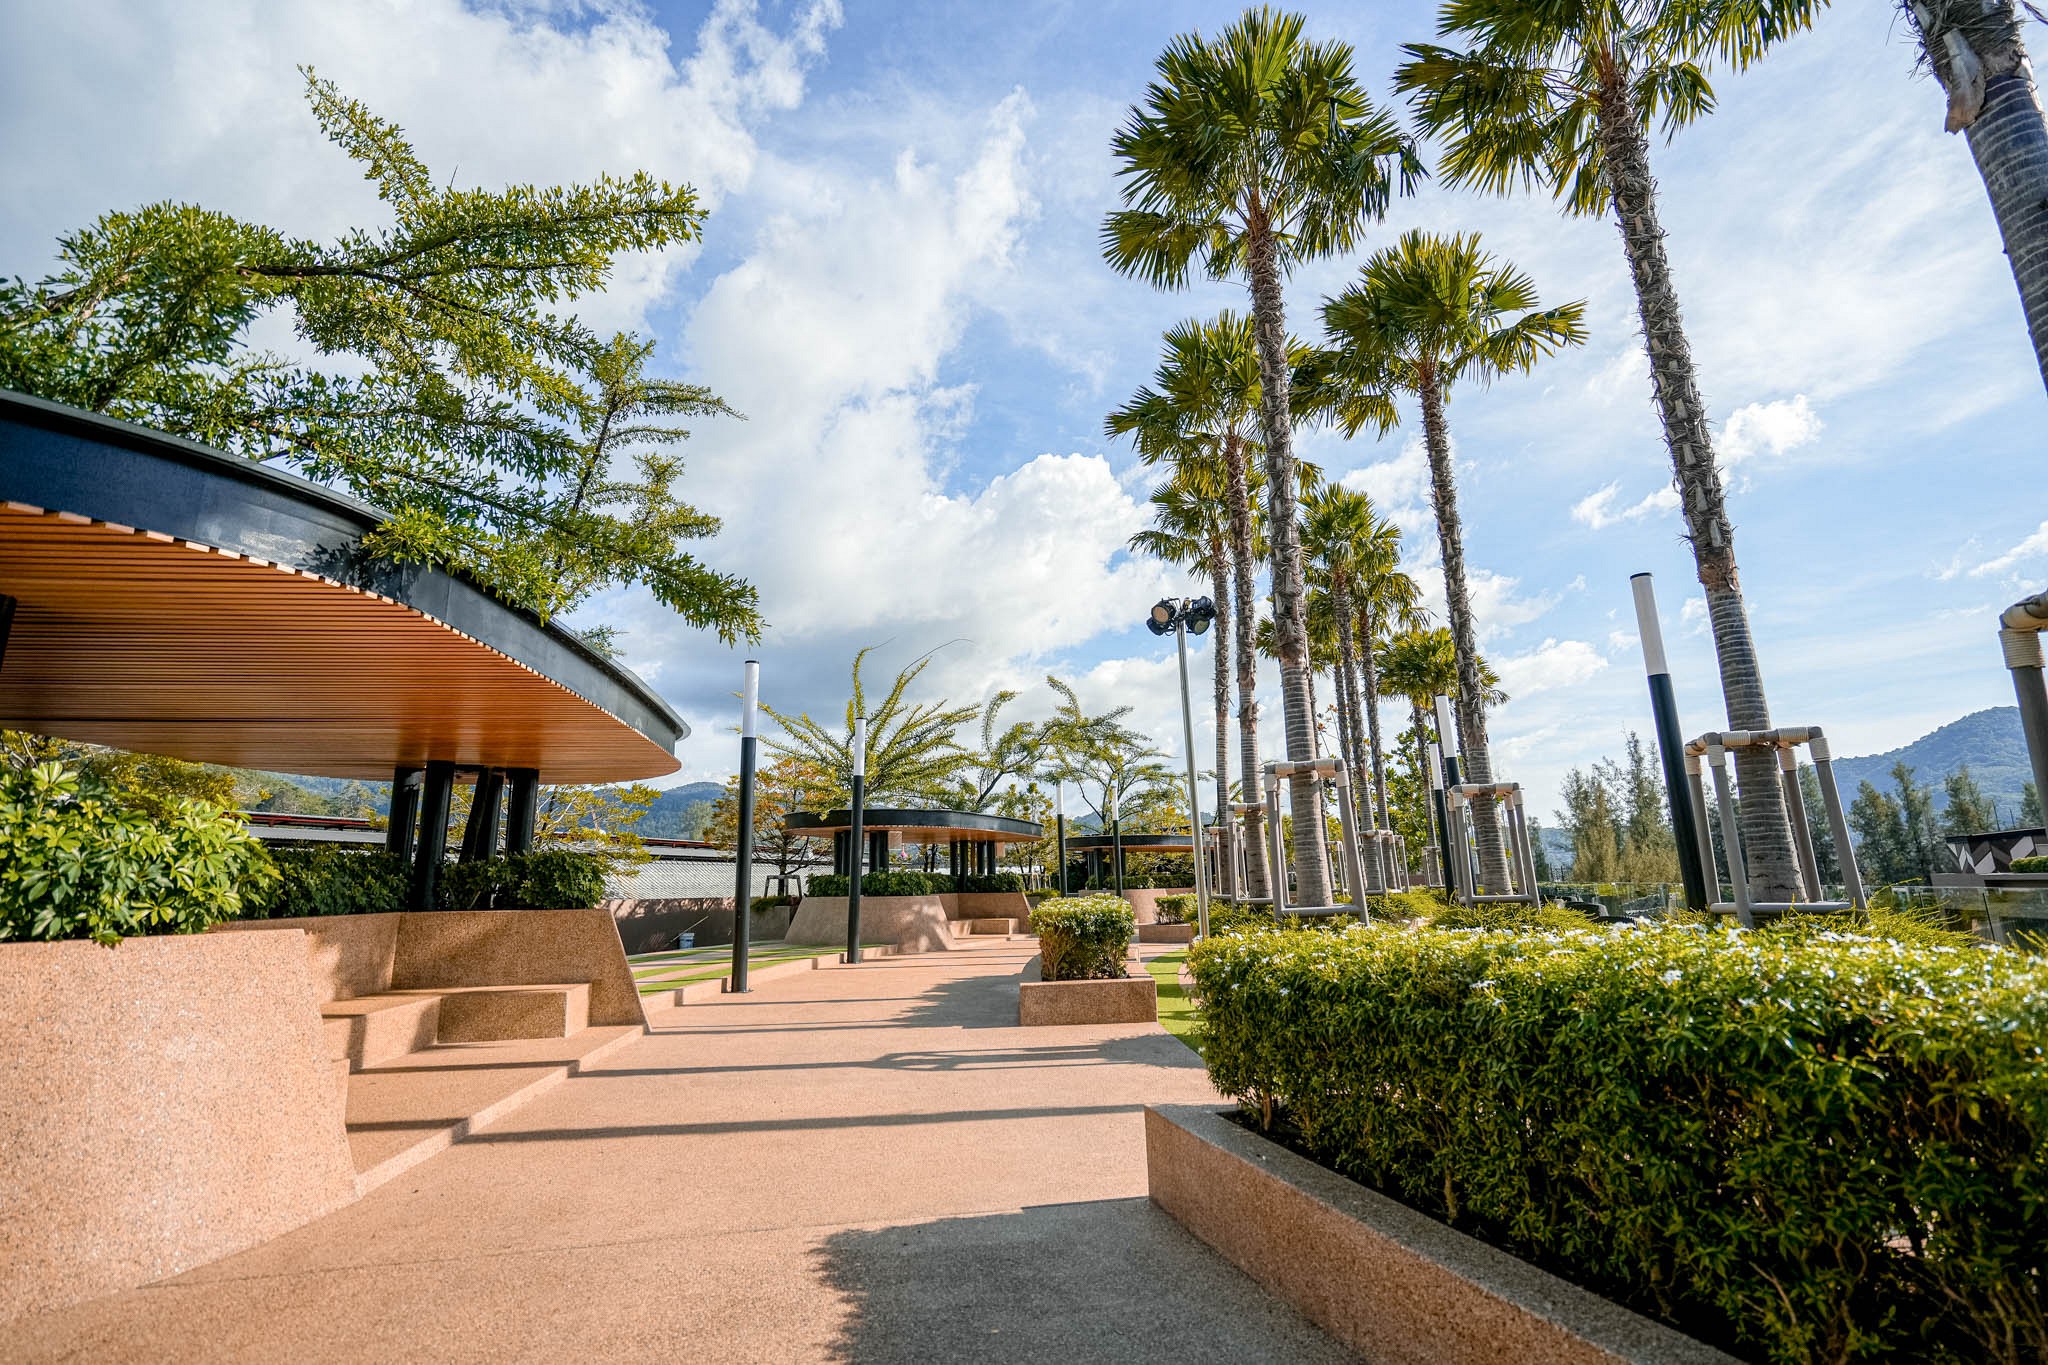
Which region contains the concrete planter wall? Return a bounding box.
[605,898,796,954]
[0,932,357,1323]
[1121,887,1194,924]
[785,891,1033,953]
[1019,975,1158,1025]
[1145,1105,1736,1365]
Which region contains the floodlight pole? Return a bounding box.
[1432,695,1462,896]
[1631,574,1709,911]
[845,714,867,964]
[731,660,760,993]
[1171,608,1213,939]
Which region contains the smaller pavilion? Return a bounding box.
[1063,829,1218,886]
[784,808,1042,879]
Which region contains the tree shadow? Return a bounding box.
[809,1198,1354,1363]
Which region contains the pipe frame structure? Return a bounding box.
[1443,782,1542,908]
[1261,756,1370,925]
[1681,726,1865,926]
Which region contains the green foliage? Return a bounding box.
[760,647,977,807]
[435,849,608,910]
[1427,898,1595,932]
[1553,733,1679,883]
[247,846,408,918]
[0,761,273,944]
[1852,762,1946,884]
[1190,923,2048,1363]
[958,872,1024,893]
[806,871,955,898]
[2014,855,2048,873]
[1155,893,1195,924]
[1028,895,1135,981]
[0,72,757,641]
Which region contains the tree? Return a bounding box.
[1375,624,1505,876]
[2025,780,2044,827]
[1105,8,1421,908]
[705,757,830,883]
[952,690,1044,813]
[1396,0,1820,903]
[1941,763,1998,837]
[760,648,977,807]
[0,71,758,643]
[1040,676,1173,831]
[1314,230,1585,890]
[531,783,658,876]
[1903,2,2048,394]
[1850,779,1910,886]
[1129,462,1235,890]
[1557,766,1621,882]
[1893,761,1944,881]
[1109,314,1282,896]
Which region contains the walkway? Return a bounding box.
[10,939,1351,1363]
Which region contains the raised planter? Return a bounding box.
[1019,974,1158,1026]
[1145,1105,1734,1365]
[784,894,955,953]
[1121,886,1194,924]
[1137,922,1193,944]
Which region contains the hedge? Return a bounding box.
[1155,893,1194,924]
[247,846,408,918]
[1188,923,2048,1363]
[959,871,1024,893]
[807,870,953,898]
[435,849,609,910]
[2013,855,2048,873]
[1028,895,1133,980]
[0,760,274,944]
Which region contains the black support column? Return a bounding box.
[410,760,456,909]
[460,768,505,863]
[0,593,15,673]
[386,767,422,862]
[868,829,889,875]
[834,831,851,876]
[504,769,540,856]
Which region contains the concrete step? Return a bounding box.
[952,917,1024,937]
[322,994,440,1072]
[430,983,590,1043]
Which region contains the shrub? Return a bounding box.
[958,871,1024,893]
[805,870,954,898]
[0,760,274,944]
[1428,899,1596,932]
[435,848,609,910]
[1028,895,1134,980]
[2013,855,2048,873]
[1155,893,1194,924]
[245,846,408,917]
[1189,923,2048,1364]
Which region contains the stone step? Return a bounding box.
[322,994,440,1072]
[320,984,593,1073]
[952,917,1024,937]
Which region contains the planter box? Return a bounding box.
[1122,886,1194,924]
[1137,922,1194,944]
[1145,1105,1736,1365]
[1019,975,1157,1026]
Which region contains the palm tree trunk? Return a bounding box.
[1221,435,1269,898]
[1910,1,2048,394]
[1597,65,1800,903]
[1331,592,1384,894]
[1416,367,1510,892]
[1356,596,1394,833]
[1245,223,1333,908]
[1208,536,1238,898]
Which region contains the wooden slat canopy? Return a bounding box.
[0,393,686,783]
[784,808,1043,845]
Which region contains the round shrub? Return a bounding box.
[1027,895,1134,980]
[0,760,275,944]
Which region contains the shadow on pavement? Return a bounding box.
[810,1198,1353,1363]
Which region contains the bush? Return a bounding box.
[1028,895,1134,980]
[435,848,609,910]
[2013,855,2048,873]
[805,870,954,898]
[958,871,1024,893]
[0,761,274,944]
[1427,898,1596,932]
[1155,893,1194,924]
[1189,923,2048,1364]
[243,846,408,918]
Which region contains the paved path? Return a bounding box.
[12,939,1351,1363]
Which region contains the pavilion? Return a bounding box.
[0,389,686,906]
[784,807,1042,878]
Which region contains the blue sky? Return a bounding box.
[3,0,2041,817]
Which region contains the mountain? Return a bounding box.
[1829,706,2031,825]
[637,781,725,838]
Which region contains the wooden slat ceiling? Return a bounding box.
[0,503,681,783]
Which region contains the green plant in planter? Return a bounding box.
[247,846,408,918]
[806,870,954,898]
[435,848,609,910]
[2012,854,2048,873]
[0,760,275,944]
[1154,893,1195,925]
[1028,895,1134,980]
[959,871,1024,893]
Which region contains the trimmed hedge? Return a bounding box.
[1189,923,2048,1364]
[1155,893,1194,924]
[435,849,609,910]
[248,846,408,918]
[2013,855,2048,873]
[959,871,1024,893]
[807,870,955,898]
[1028,895,1134,980]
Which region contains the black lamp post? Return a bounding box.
[845,713,867,964]
[1148,596,1217,939]
[731,659,760,993]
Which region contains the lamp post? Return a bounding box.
[845,714,867,964]
[1109,777,1124,896]
[1054,779,1068,896]
[1149,596,1217,939]
[1631,574,1710,911]
[731,660,760,993]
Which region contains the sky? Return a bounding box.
[3,0,2042,819]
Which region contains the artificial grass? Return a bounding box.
[1143,948,1202,1054]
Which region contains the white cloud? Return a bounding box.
[1571,481,1679,530]
[1340,437,1431,510]
[1969,520,2048,579]
[1719,395,1823,466]
[1494,639,1608,701]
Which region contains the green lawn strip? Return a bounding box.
[1144,949,1201,1054]
[634,943,888,993]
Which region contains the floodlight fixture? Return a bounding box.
[1148,599,1177,635]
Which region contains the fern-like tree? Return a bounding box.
[1104,8,1421,908]
[1129,462,1240,893]
[759,648,976,807]
[1377,626,1506,876]
[954,691,1045,813]
[1107,313,1285,897]
[1313,231,1584,890]
[1394,0,1820,901]
[1903,1,2048,393]
[0,71,758,642]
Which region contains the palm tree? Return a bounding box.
[1394,0,1819,901]
[760,647,977,807]
[1378,625,1505,879]
[1302,485,1422,841]
[1105,7,1420,908]
[1108,313,1284,897]
[1313,231,1584,891]
[1129,464,1239,895]
[1904,2,2048,393]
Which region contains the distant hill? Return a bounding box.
[1830,706,2031,824]
[638,781,725,838]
